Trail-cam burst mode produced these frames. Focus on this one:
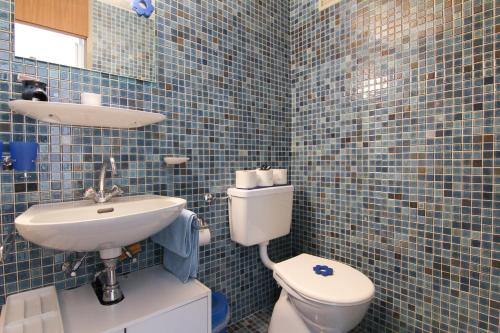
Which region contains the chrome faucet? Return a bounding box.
[84,157,124,203]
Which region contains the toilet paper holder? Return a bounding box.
[196,217,209,230]
[196,216,211,246]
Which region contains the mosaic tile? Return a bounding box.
[0,0,291,323]
[91,0,156,81]
[290,0,498,332]
[227,307,273,333]
[0,0,498,332]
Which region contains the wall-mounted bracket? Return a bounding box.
[0,230,17,263]
[1,156,13,170]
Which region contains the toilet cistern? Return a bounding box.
[84,157,124,203]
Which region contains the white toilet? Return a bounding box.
[227,185,375,333]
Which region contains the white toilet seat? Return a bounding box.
[269,253,375,333]
[273,253,375,306]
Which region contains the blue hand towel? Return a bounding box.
[151,209,199,283]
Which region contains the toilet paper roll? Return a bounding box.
[199,228,211,246]
[273,169,287,185]
[236,170,257,189]
[256,169,274,187]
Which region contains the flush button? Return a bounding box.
[313,265,334,276]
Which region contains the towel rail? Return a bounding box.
[204,193,229,204]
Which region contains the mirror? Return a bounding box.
[14,0,156,82]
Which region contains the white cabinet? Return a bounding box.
[58,266,211,333]
[127,298,208,333]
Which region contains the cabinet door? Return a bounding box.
[126,298,208,333]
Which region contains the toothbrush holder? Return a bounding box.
[9,141,38,171]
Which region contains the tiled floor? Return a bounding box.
[227,306,368,333]
[227,307,273,333]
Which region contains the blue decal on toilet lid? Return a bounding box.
[313,265,334,277]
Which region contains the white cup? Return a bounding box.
[81,92,101,106]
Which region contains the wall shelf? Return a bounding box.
[9,100,166,129]
[163,157,190,165]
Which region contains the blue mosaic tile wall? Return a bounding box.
[0,0,291,322]
[290,0,498,332]
[91,0,156,81]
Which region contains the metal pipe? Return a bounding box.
[204,193,229,204]
[101,257,123,304]
[99,157,116,194]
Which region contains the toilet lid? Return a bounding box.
[273,253,375,306]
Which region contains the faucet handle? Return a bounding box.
[103,185,124,202]
[84,187,97,200]
[110,185,124,196]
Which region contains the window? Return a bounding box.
[14,22,85,68]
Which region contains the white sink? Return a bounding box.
[15,195,186,259]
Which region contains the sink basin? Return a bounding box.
[15,195,186,259]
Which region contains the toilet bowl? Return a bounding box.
[227,186,375,333]
[269,253,374,333]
